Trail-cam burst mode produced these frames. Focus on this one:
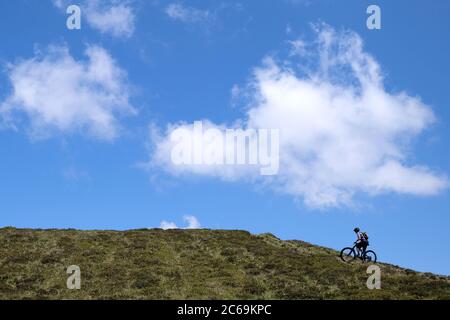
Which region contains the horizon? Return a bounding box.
[1,0,450,277]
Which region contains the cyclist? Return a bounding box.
[353,227,369,257]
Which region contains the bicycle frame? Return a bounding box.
[340,244,377,263]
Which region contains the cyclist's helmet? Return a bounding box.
[353,227,360,233]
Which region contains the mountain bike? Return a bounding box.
[340,242,377,263]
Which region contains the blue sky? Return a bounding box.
[1,0,450,275]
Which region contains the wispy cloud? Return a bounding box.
[287,39,307,56]
[62,166,91,182]
[147,24,448,209]
[0,44,135,140]
[165,3,211,24]
[85,0,135,38]
[284,0,312,6]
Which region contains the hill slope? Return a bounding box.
[0,227,449,299]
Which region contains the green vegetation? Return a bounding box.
[0,227,449,300]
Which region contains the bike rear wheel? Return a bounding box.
[340,247,356,262]
[363,250,377,263]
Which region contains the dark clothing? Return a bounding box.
[355,231,369,253]
[356,239,369,253]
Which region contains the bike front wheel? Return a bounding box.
[340,247,356,262]
[363,250,377,263]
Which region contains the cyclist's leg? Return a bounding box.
[362,242,368,258]
[355,242,361,257]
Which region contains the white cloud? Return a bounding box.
[53,0,135,38]
[165,3,210,23]
[160,221,178,230]
[288,39,307,56]
[148,24,448,208]
[183,215,201,229]
[1,44,135,140]
[85,0,135,38]
[159,215,201,230]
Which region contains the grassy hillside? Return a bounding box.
[0,227,449,300]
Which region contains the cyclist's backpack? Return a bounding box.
[361,232,369,241]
